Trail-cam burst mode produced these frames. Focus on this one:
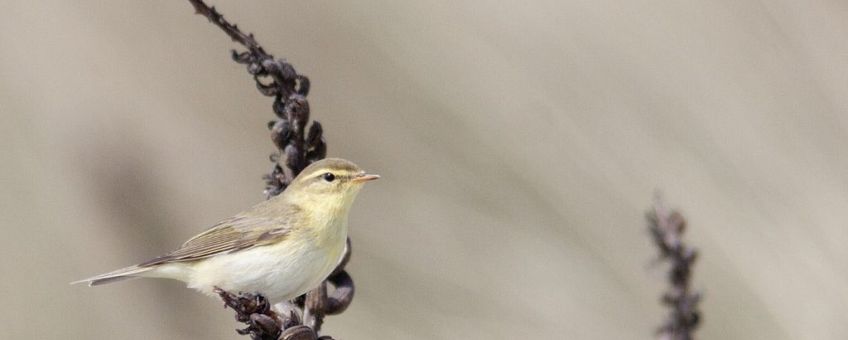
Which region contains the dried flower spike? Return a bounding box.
[647,198,702,340]
[187,0,355,338]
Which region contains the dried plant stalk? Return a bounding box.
[186,1,353,338]
[647,199,702,340]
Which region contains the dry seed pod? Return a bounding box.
[281,325,317,340]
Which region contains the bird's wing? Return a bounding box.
[139,213,292,267]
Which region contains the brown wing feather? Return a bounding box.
[140,210,294,267]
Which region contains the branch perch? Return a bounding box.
[186,1,352,338]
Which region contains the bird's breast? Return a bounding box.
[187,220,347,302]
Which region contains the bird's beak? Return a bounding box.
[353,173,380,183]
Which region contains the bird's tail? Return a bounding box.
[71,265,154,286]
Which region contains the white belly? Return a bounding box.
[184,236,345,302]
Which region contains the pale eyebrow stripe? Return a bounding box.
[308,169,356,181]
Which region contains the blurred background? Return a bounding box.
[2,1,847,339]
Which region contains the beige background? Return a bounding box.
[2,1,847,339]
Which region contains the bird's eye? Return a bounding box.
[322,172,336,182]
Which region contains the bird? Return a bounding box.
[73,158,378,303]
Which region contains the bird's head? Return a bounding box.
[283,158,379,210]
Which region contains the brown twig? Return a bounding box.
[647,199,702,340]
[186,0,319,198]
[187,0,264,53]
[186,1,352,338]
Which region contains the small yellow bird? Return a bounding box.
[73,158,378,303]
